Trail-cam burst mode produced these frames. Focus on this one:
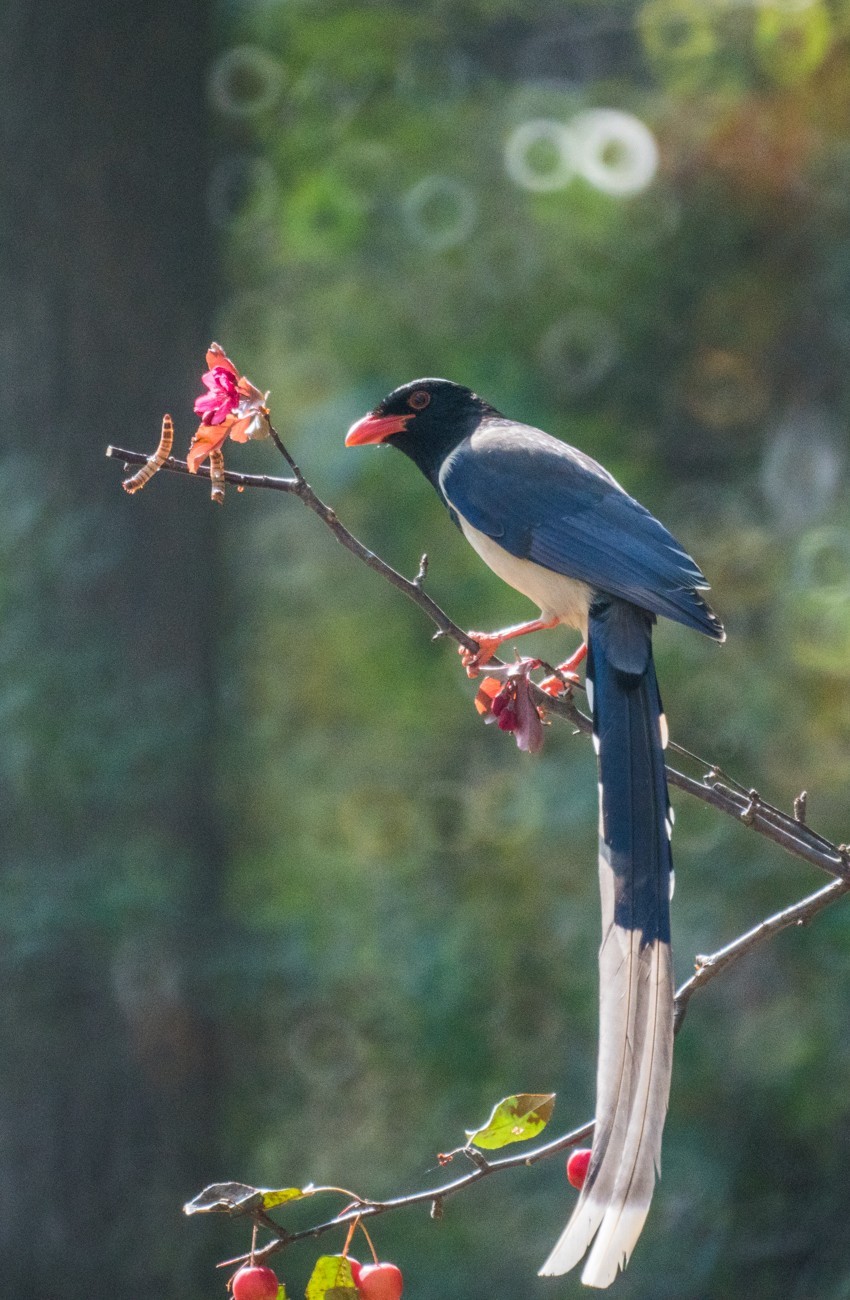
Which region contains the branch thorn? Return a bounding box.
[740,790,760,825]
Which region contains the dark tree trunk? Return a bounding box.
[0,3,223,1296]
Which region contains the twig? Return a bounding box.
[413,553,429,589]
[214,874,848,1270]
[673,875,849,1030]
[545,692,849,883]
[107,432,850,1268]
[268,423,304,479]
[107,445,300,493]
[106,441,849,884]
[107,444,479,653]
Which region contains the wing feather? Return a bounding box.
[440,422,724,640]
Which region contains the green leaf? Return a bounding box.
[276,1286,289,1300]
[466,1093,556,1149]
[305,1255,359,1300]
[262,1187,307,1209]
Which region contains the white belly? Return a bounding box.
[457,516,592,636]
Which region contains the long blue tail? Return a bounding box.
[540,595,674,1288]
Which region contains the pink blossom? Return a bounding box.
[474,658,545,753]
[187,343,271,474]
[194,365,240,426]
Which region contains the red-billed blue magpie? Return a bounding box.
[346,378,724,1288]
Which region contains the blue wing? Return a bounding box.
[439,419,724,640]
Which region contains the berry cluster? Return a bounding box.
[226,1146,588,1299]
[230,1256,403,1300]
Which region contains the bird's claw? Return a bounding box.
[459,633,501,678]
[539,643,587,695]
[539,670,580,697]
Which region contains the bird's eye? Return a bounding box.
[408,390,431,411]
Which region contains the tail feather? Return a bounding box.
[540,597,675,1288]
[581,939,673,1286]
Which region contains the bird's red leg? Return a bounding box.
[459,616,559,677]
[539,642,588,695]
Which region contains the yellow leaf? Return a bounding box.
[261,1187,307,1209]
[466,1093,556,1150]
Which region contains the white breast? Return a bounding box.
[457,515,592,636]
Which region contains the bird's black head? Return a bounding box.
[345,377,497,484]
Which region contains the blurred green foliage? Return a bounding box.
[132,1,850,1295]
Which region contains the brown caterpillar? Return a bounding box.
[122,414,174,494]
[209,447,225,504]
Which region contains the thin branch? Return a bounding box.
[554,690,849,882]
[666,770,849,881]
[107,443,479,653]
[210,874,848,1270]
[268,423,304,478]
[673,875,850,1030]
[107,433,850,1267]
[107,440,850,884]
[106,445,300,494]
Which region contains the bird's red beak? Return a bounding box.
[345,411,412,446]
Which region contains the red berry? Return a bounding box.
[357,1261,404,1300]
[347,1257,362,1287]
[231,1264,279,1300]
[567,1148,592,1190]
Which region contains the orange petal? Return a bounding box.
[236,376,264,402]
[205,342,239,376]
[186,421,230,473]
[228,415,253,443]
[474,676,503,715]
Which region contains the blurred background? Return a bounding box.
[3,0,850,1296]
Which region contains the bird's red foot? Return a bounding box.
[458,616,561,677]
[539,669,581,696]
[459,633,502,677]
[538,643,588,696]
